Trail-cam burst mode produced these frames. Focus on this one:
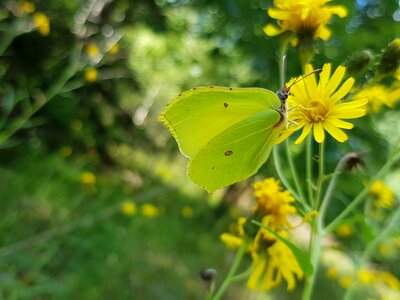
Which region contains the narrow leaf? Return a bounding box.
[251,220,313,277]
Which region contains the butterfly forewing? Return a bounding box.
[158,87,281,158]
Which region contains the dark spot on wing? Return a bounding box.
[224,102,228,108]
[178,93,182,96]
[229,88,233,90]
[211,166,215,170]
[192,88,196,90]
[209,86,214,88]
[224,150,233,156]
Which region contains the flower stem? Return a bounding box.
[301,220,323,300]
[211,240,249,300]
[306,135,314,206]
[285,140,308,208]
[273,142,301,203]
[324,149,400,233]
[314,141,325,209]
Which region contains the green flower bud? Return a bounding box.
[377,39,400,76]
[345,50,373,75]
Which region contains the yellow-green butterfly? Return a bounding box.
[158,71,320,193]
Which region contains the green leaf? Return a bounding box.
[251,220,314,277]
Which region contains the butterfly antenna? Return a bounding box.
[287,68,323,90]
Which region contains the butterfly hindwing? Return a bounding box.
[188,109,284,192]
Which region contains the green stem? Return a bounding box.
[342,206,400,300]
[285,140,307,208]
[324,150,400,233]
[319,153,361,227]
[211,240,249,300]
[306,134,314,206]
[0,47,82,145]
[314,142,325,209]
[301,220,323,300]
[273,146,302,207]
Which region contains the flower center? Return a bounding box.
[304,99,328,122]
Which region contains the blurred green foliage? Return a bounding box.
[0,0,399,299]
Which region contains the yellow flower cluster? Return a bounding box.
[353,84,400,113]
[264,0,347,44]
[278,63,368,144]
[369,180,395,208]
[221,178,303,291]
[85,68,98,83]
[254,178,296,228]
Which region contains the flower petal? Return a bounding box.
[316,26,332,41]
[268,8,291,20]
[295,123,312,144]
[329,6,348,18]
[313,122,325,143]
[330,77,355,102]
[318,63,332,97]
[323,122,348,142]
[326,65,346,96]
[263,24,283,36]
[326,118,354,129]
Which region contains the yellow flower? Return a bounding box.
[327,267,339,279]
[121,201,137,216]
[302,210,319,223]
[353,85,400,113]
[335,223,354,237]
[278,63,368,144]
[85,68,98,83]
[220,217,246,250]
[181,205,193,218]
[85,43,99,57]
[253,178,296,228]
[33,13,50,36]
[369,180,394,208]
[20,1,35,14]
[108,44,120,55]
[339,276,352,288]
[379,271,400,289]
[247,239,304,291]
[141,203,159,218]
[80,172,96,186]
[358,268,375,284]
[264,0,347,43]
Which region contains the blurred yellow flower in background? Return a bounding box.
[20,1,35,14]
[353,85,400,113]
[339,276,352,288]
[327,266,339,279]
[181,205,193,218]
[33,13,50,36]
[335,223,354,238]
[85,68,98,83]
[85,43,99,57]
[121,201,137,216]
[109,44,120,55]
[141,203,159,218]
[369,180,394,208]
[264,0,347,43]
[278,63,368,144]
[80,172,96,186]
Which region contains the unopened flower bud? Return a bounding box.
[199,268,217,281]
[377,39,400,76]
[345,50,373,75]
